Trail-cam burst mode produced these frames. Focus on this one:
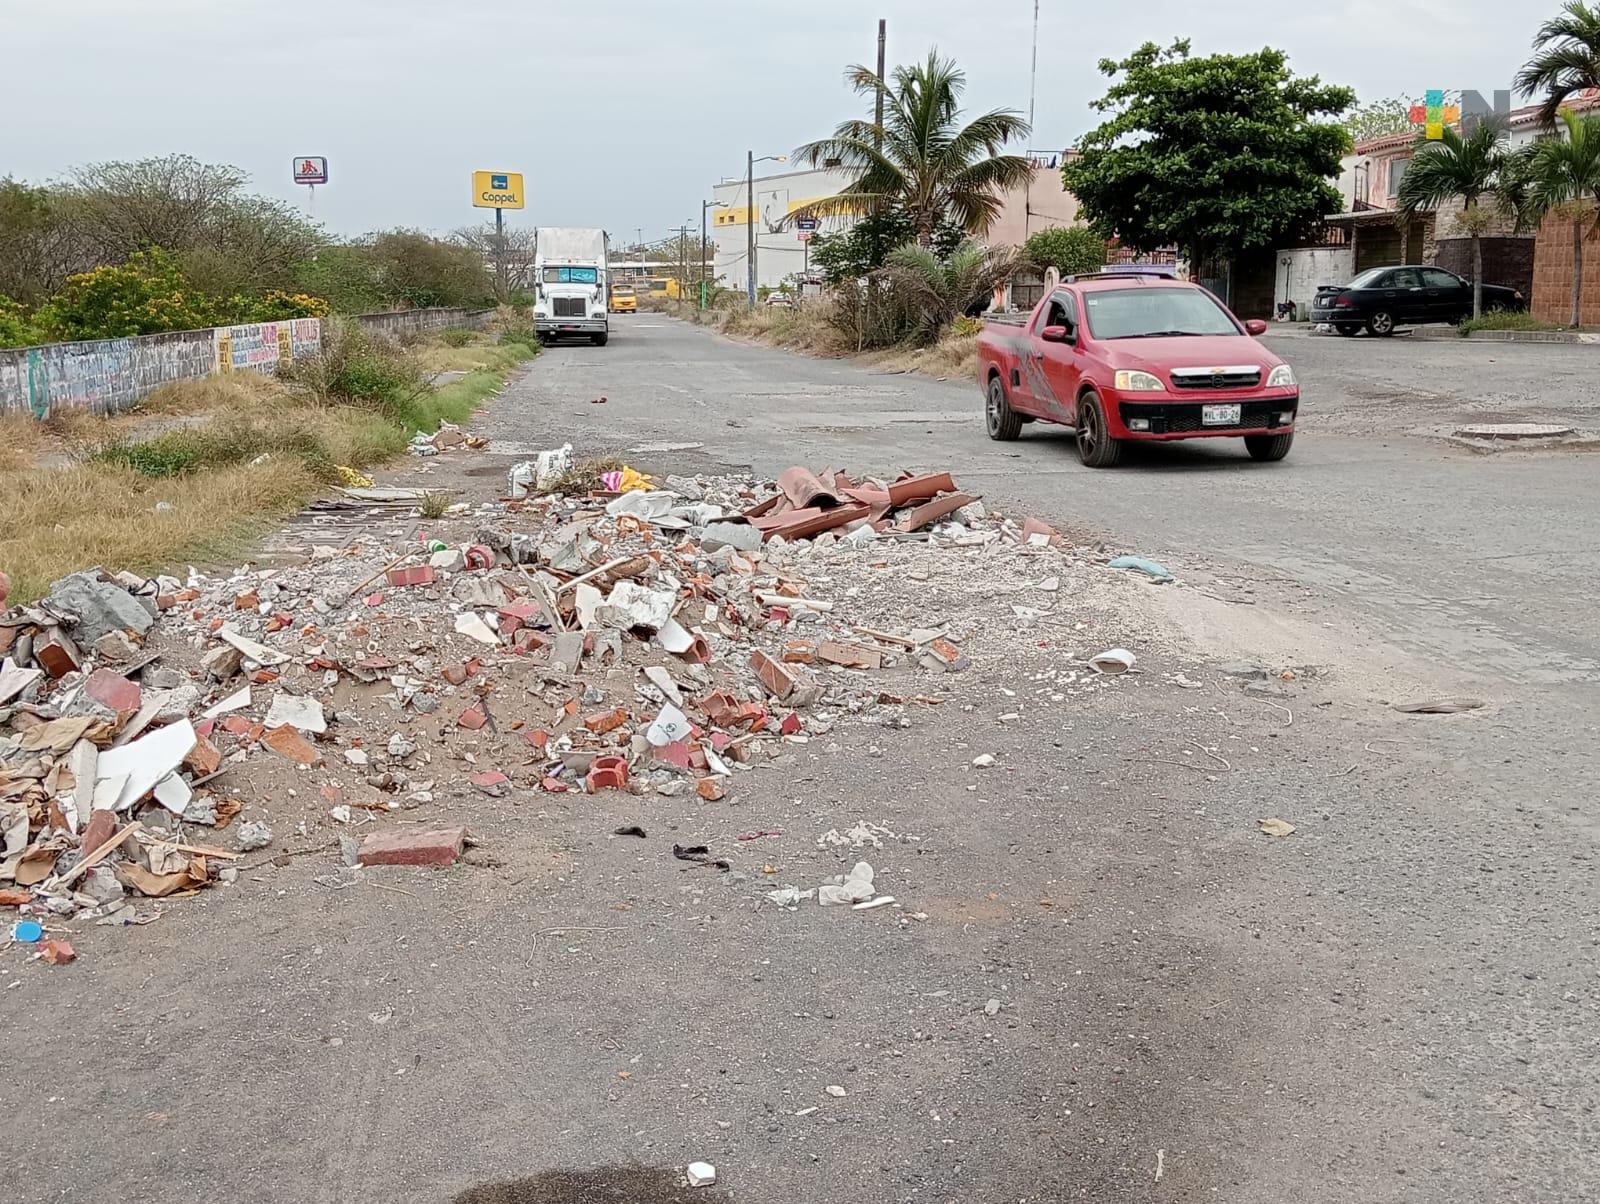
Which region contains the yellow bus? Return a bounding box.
[609,283,638,313]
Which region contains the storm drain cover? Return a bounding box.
[1454,422,1576,440]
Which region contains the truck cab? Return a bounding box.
[533,228,611,345]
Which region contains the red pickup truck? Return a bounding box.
[977,269,1299,467]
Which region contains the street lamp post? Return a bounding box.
[746,152,786,311]
[701,199,719,311]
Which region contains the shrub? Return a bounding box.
[36,248,216,340]
[439,328,478,347]
[951,314,985,337]
[0,295,46,348]
[282,317,429,416]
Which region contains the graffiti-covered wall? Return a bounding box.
[0,319,322,419]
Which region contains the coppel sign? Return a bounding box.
[472,170,525,209]
[1409,90,1512,139]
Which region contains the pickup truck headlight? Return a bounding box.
[1266,364,1296,388]
[1113,369,1163,391]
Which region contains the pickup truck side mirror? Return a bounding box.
[1244,318,1268,336]
[1040,324,1074,344]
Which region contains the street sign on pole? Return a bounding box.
[293,157,328,185]
[795,216,819,232]
[473,171,525,209]
[796,231,814,243]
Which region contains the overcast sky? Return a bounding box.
[1,0,1545,246]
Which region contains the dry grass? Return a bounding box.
[868,329,982,380]
[0,459,319,604]
[545,455,627,495]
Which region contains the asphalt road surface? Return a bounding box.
[7,317,1595,1204]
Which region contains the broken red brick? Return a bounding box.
[895,491,978,533]
[513,628,549,653]
[386,564,436,588]
[586,755,629,792]
[674,634,712,665]
[33,631,82,679]
[653,740,693,769]
[441,664,472,686]
[470,770,510,796]
[356,826,467,867]
[525,729,551,750]
[540,775,569,793]
[497,600,541,635]
[457,702,488,730]
[156,593,180,611]
[696,777,726,801]
[1021,516,1061,546]
[78,809,116,856]
[263,724,321,766]
[251,669,280,684]
[926,638,967,670]
[583,707,628,735]
[0,887,31,907]
[731,702,769,730]
[222,716,253,736]
[83,668,141,720]
[234,591,260,610]
[464,545,495,571]
[780,711,803,736]
[175,588,201,603]
[887,471,957,506]
[709,731,733,752]
[40,939,75,965]
[264,612,293,633]
[750,503,871,542]
[817,640,884,669]
[697,691,740,727]
[183,733,223,777]
[782,639,817,664]
[749,649,823,705]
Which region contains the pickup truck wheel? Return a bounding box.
[1244,431,1294,462]
[1366,310,1396,336]
[1075,392,1122,468]
[985,375,1022,441]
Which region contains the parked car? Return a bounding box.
[1311,266,1525,336]
[765,293,795,308]
[976,267,1299,467]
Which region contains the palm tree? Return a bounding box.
[1397,121,1509,319]
[1514,1,1600,130]
[876,241,1022,340]
[794,51,1033,245]
[1512,109,1600,325]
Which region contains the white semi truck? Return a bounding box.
[532,227,610,346]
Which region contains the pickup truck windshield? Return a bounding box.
[543,266,598,284]
[1082,287,1239,339]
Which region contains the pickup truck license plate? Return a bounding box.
[1202,403,1241,425]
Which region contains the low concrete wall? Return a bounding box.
[0,319,322,419]
[1273,247,1355,320]
[353,308,493,340]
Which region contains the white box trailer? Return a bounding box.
[533,227,610,345]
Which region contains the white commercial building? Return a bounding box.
[710,164,854,296]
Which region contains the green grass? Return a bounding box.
[1458,311,1560,336]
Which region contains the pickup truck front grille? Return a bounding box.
[1170,366,1261,390]
[553,297,586,318]
[1118,400,1289,433]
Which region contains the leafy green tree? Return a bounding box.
[794,50,1033,243]
[1397,121,1510,319]
[1507,109,1600,324]
[1514,1,1600,129]
[0,295,47,348]
[367,230,494,309]
[1065,40,1353,264]
[1341,96,1418,143]
[1022,226,1107,276]
[876,241,1022,341]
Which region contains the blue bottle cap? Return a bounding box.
[12,920,43,942]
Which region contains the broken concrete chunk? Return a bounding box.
[264,694,327,735]
[94,720,198,813]
[596,581,674,632]
[700,521,762,553]
[47,570,154,645]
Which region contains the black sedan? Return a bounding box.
[1312,266,1526,336]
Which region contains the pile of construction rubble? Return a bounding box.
[2,462,1095,949]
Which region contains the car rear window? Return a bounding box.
[1346,268,1389,289]
[1081,287,1239,339]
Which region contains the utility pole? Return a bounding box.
[875,19,886,130]
[701,199,717,310]
[1028,0,1039,134]
[494,208,506,302]
[747,150,756,311]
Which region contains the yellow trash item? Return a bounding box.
[336,465,376,489]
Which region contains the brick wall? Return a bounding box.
[1530,213,1600,325]
[1434,237,1536,298]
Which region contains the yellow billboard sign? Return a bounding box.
[473,171,525,209]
